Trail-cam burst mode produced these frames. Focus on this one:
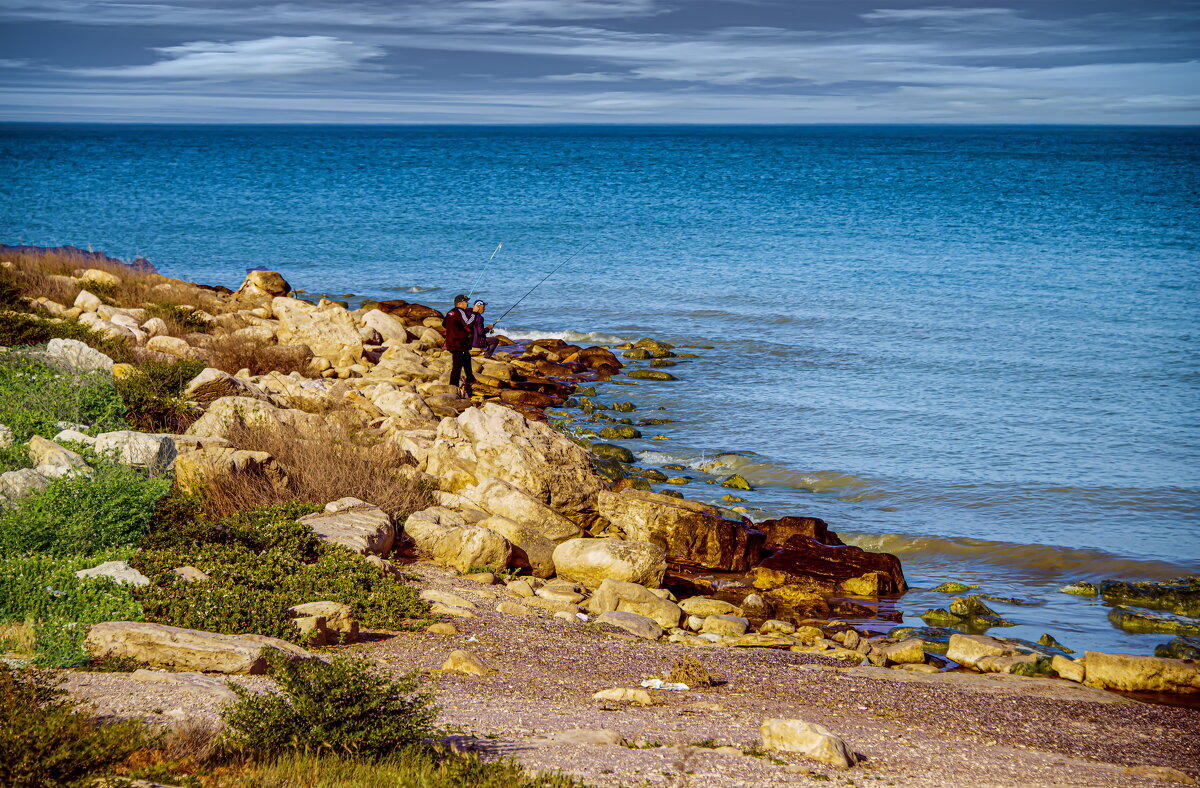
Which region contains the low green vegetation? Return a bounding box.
[114,358,206,432]
[1,663,152,787]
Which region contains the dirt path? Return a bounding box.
[63,563,1200,788]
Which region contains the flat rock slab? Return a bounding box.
[826,664,1136,705]
[299,503,394,555]
[86,621,312,674]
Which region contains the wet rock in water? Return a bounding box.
[659,489,684,499]
[921,608,963,626]
[628,369,678,381]
[591,443,635,464]
[650,358,677,368]
[599,425,641,440]
[597,488,765,572]
[1153,635,1200,662]
[639,418,675,426]
[664,476,689,485]
[1083,650,1200,693]
[612,401,636,412]
[762,585,831,621]
[1038,632,1075,654]
[1108,606,1200,636]
[947,595,1014,627]
[722,493,746,503]
[886,626,958,654]
[634,338,676,358]
[639,468,668,482]
[932,581,978,593]
[1100,576,1200,617]
[663,463,686,471]
[591,457,626,481]
[622,348,651,360]
[720,473,752,491]
[753,535,906,596]
[1058,581,1099,596]
[756,516,842,549]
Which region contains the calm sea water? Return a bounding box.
[3,124,1198,655]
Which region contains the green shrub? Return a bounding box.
[144,302,213,333]
[0,313,129,360]
[114,358,206,432]
[0,663,152,787]
[222,652,440,760]
[0,552,145,667]
[0,456,170,556]
[0,354,126,471]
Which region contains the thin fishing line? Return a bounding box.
[467,242,503,301]
[495,242,591,325]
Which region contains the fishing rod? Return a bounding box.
[493,243,590,326]
[467,242,503,301]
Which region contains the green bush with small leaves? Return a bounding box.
[0,663,153,787]
[0,455,170,557]
[114,358,205,432]
[221,652,440,760]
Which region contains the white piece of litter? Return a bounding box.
[465,635,479,642]
[640,678,689,691]
[576,613,589,621]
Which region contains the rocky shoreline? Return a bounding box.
[1,250,1198,786]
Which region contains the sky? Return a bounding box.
[0,0,1198,124]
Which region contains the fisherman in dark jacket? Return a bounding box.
[471,300,499,359]
[443,294,477,395]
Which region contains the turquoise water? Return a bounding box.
[3,124,1198,654]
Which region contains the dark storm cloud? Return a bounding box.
[0,0,1197,122]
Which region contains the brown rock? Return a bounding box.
[756,516,843,549]
[597,489,764,572]
[752,535,906,595]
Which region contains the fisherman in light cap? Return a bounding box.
[471,299,500,359]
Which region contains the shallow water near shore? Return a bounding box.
[3,123,1198,656]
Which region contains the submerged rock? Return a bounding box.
[1058,581,1099,597]
[1108,606,1200,636]
[591,443,634,463]
[932,581,978,593]
[720,473,752,490]
[1100,576,1200,617]
[1155,636,1200,661]
[599,425,641,440]
[627,369,677,381]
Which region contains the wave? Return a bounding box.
[498,329,628,345]
[380,285,441,293]
[842,532,1197,581]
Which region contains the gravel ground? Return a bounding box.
[62,564,1200,788]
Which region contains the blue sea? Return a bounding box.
[3,124,1198,656]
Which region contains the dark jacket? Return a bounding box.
[443,308,476,352]
[471,316,493,348]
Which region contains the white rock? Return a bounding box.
[459,477,582,543]
[75,560,150,587]
[93,431,177,473]
[552,538,666,589]
[403,506,512,573]
[44,338,114,374]
[53,428,95,446]
[594,610,663,640]
[761,719,858,768]
[299,502,394,555]
[0,468,50,505]
[0,423,11,449]
[74,289,102,311]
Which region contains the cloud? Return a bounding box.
[70,36,385,79]
[861,7,1017,23]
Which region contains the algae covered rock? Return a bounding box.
[591,443,635,463]
[1058,581,1099,596]
[1155,636,1200,661]
[932,581,978,593]
[1100,576,1200,617]
[627,369,678,381]
[1107,606,1200,636]
[599,425,641,440]
[720,473,752,491]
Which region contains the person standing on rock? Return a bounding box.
[443,294,478,396]
[471,300,500,359]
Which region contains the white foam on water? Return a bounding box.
[406,285,439,293]
[498,328,628,345]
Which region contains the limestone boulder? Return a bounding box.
[183,368,272,408]
[425,403,605,526]
[441,649,491,675]
[586,579,683,628]
[597,489,764,572]
[594,610,663,640]
[760,719,858,768]
[299,500,394,556]
[28,435,88,473]
[93,430,177,473]
[85,622,312,674]
[373,388,435,421]
[460,477,583,543]
[74,289,102,312]
[679,597,743,618]
[286,601,359,643]
[752,534,906,596]
[475,515,557,578]
[185,396,333,441]
[0,468,50,505]
[75,560,149,587]
[272,296,363,367]
[362,309,414,344]
[146,335,195,358]
[235,270,291,299]
[1083,651,1200,693]
[946,634,1018,668]
[552,538,667,589]
[175,447,289,494]
[403,506,512,573]
[701,614,749,638]
[0,423,13,449]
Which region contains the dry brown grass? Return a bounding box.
[194,423,431,521]
[1,247,222,314]
[162,717,222,764]
[203,334,313,377]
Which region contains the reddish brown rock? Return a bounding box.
[377,300,442,323]
[753,535,906,595]
[501,389,562,409]
[579,346,623,371]
[756,516,844,549]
